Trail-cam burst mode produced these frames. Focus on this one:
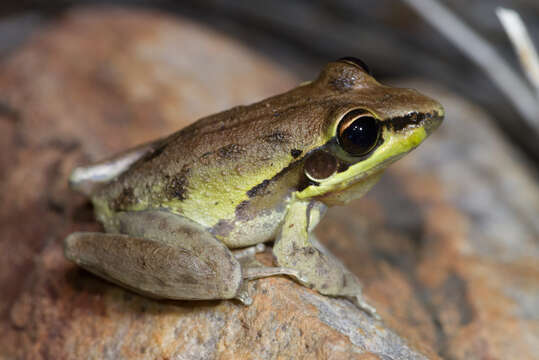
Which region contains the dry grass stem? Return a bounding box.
[496,7,539,97]
[402,0,539,132]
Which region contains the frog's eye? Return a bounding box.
[337,109,381,157]
[338,57,371,75]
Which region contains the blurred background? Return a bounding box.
[1,0,538,168]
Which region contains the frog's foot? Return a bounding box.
[346,293,380,320]
[234,281,253,306]
[309,236,380,319]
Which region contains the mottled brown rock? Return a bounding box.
[1,6,538,360]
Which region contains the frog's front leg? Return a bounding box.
[273,201,379,318]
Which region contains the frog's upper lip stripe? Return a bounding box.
[388,111,443,133]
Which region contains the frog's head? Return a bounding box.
[296,58,444,204]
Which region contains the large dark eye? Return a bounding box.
[337,57,371,75]
[337,109,381,156]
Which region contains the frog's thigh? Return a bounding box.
[64,210,242,300]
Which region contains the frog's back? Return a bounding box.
[89,85,332,235]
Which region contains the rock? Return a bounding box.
[1,6,537,360]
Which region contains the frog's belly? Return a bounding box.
[211,206,287,249]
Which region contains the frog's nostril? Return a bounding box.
[424,112,443,135]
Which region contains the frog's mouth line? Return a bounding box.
[388,111,443,134]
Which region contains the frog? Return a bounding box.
[64,57,444,318]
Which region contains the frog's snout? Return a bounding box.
[387,102,444,136]
[423,106,444,135]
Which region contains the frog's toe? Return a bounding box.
[349,295,380,320]
[294,272,311,287]
[234,286,253,306]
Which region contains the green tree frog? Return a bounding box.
[64,58,444,318]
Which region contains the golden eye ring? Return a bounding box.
[337,109,381,157]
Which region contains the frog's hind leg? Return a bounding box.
[230,243,310,305]
[232,243,308,283]
[64,210,243,301]
[233,265,309,306]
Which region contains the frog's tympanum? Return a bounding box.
[65,58,444,318]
